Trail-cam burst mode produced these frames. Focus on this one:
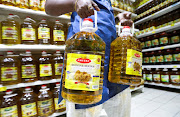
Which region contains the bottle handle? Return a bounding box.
[118,22,135,36]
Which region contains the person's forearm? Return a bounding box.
[45,0,75,16]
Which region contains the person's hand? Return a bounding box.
[74,0,100,18]
[116,12,133,27]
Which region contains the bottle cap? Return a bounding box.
[9,14,13,15]
[6,89,13,95]
[41,85,47,89]
[83,18,93,22]
[172,68,178,71]
[56,50,61,54]
[7,51,13,55]
[82,18,93,29]
[123,26,130,29]
[25,87,31,91]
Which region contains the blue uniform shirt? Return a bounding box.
[59,0,129,109]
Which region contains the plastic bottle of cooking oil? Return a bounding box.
[38,19,51,44]
[16,0,29,9]
[20,87,38,117]
[0,90,18,117]
[62,12,106,104]
[21,17,37,44]
[108,25,142,86]
[40,0,46,11]
[37,85,54,117]
[53,82,66,112]
[53,20,65,45]
[0,51,20,85]
[52,50,63,79]
[1,14,20,45]
[2,0,15,6]
[21,50,37,83]
[39,51,52,80]
[29,0,40,11]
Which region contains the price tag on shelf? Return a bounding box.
[152,31,155,34]
[171,23,175,27]
[0,86,7,92]
[173,66,177,68]
[152,13,155,16]
[160,47,164,49]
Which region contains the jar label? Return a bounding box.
[53,30,65,42]
[146,74,152,81]
[126,49,142,76]
[171,36,179,44]
[161,75,169,82]
[55,63,63,75]
[1,67,18,81]
[170,75,180,83]
[164,55,173,62]
[141,42,145,48]
[22,28,36,40]
[0,105,18,117]
[150,56,156,63]
[40,64,52,77]
[65,53,101,91]
[21,102,37,117]
[22,65,36,78]
[143,74,146,80]
[38,28,50,39]
[156,56,164,62]
[173,54,180,61]
[143,57,149,63]
[145,41,151,47]
[54,98,66,110]
[30,0,40,7]
[16,0,28,6]
[160,37,168,44]
[2,26,18,40]
[152,39,159,46]
[153,74,160,81]
[38,99,53,116]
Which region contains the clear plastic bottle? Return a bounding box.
[152,68,161,83]
[20,87,38,117]
[16,0,29,9]
[146,68,153,82]
[161,68,170,84]
[62,18,105,104]
[29,0,40,11]
[170,68,180,86]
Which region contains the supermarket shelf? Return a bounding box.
[144,82,180,89]
[0,79,61,90]
[136,0,153,10]
[50,111,66,117]
[142,65,180,69]
[115,25,139,32]
[142,43,180,52]
[130,85,144,92]
[0,4,70,23]
[135,1,180,25]
[137,22,180,38]
[0,44,66,51]
[112,7,137,18]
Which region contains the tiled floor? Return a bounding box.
[131,87,180,117]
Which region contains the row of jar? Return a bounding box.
[140,31,180,49]
[0,50,63,86]
[0,14,66,45]
[143,48,180,65]
[143,68,180,85]
[0,83,66,117]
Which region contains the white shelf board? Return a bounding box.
[142,43,180,52]
[144,82,180,89]
[142,65,180,69]
[50,111,66,117]
[0,79,61,90]
[137,22,180,38]
[112,7,137,18]
[135,1,180,25]
[130,85,144,92]
[0,4,70,23]
[0,44,66,51]
[115,25,139,32]
[136,0,153,10]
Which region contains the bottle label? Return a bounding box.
[143,57,149,63]
[38,99,53,116]
[21,28,36,41]
[126,49,142,76]
[156,56,164,62]
[160,37,168,45]
[170,75,180,83]
[22,65,36,78]
[55,63,63,75]
[40,0,46,9]
[38,27,50,39]
[171,36,179,44]
[173,54,180,61]
[164,55,173,62]
[16,0,28,6]
[153,74,160,81]
[141,42,145,48]
[40,64,52,77]
[145,41,151,47]
[168,21,174,26]
[65,53,101,91]
[54,98,66,110]
[0,105,18,117]
[152,39,159,46]
[21,102,37,117]
[53,30,65,42]
[1,67,18,81]
[143,74,146,80]
[2,0,15,4]
[161,75,169,83]
[146,74,152,81]
[30,0,40,7]
[2,26,18,40]
[150,56,156,63]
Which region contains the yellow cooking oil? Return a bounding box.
[40,0,46,11]
[62,18,106,104]
[16,0,29,9]
[108,26,142,86]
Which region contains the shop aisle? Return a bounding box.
[131,87,180,117]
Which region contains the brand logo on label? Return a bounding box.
[42,101,49,105]
[5,108,12,111]
[76,58,91,63]
[135,53,140,58]
[25,105,32,108]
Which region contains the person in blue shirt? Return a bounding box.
[45,0,133,116]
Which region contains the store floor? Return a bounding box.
[131,87,180,117]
